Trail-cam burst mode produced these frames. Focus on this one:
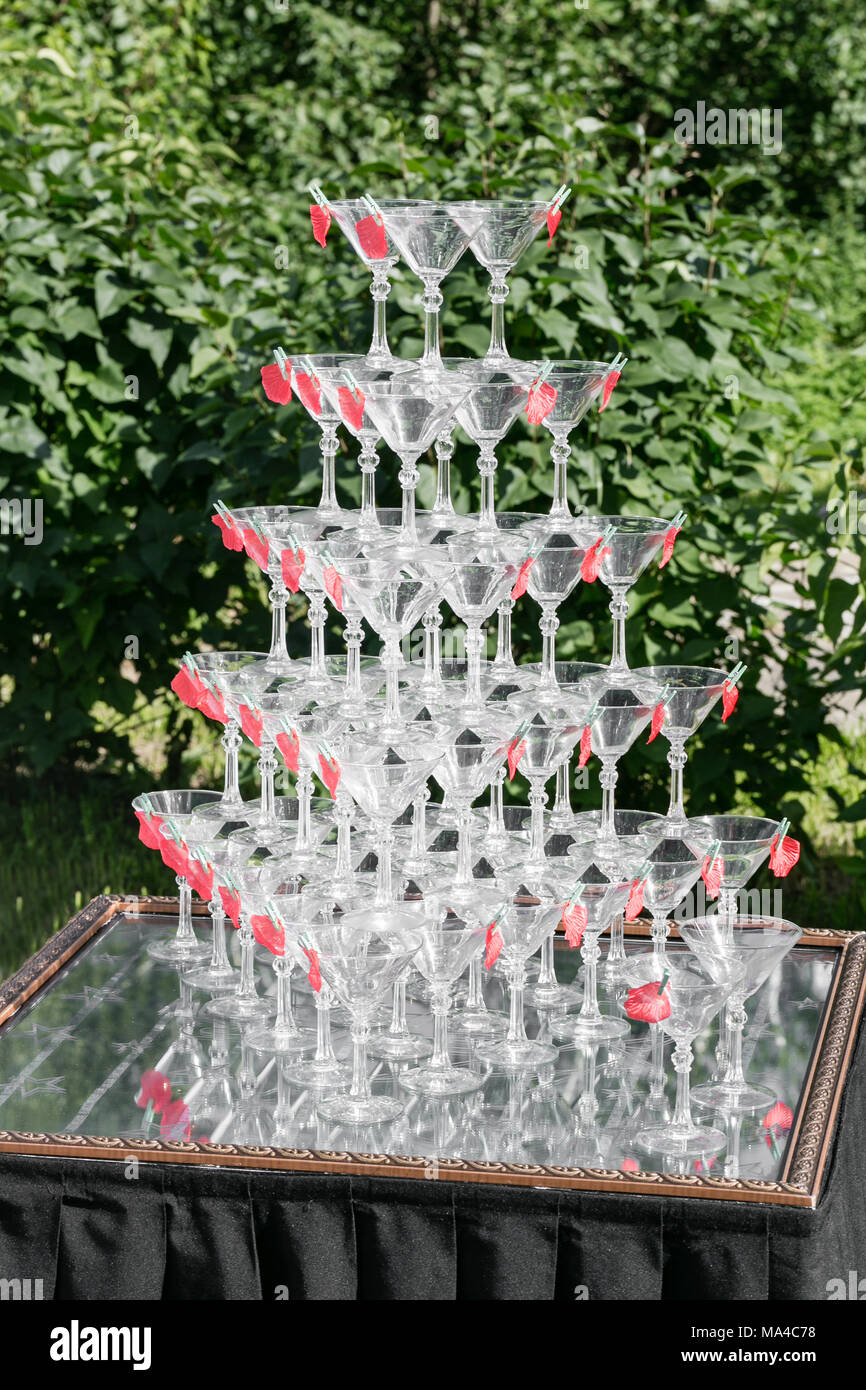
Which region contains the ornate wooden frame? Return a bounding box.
[0,895,862,1209]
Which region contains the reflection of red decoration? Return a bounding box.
[701,854,723,900]
[318,752,341,798]
[303,945,322,992]
[323,564,343,612]
[525,379,557,425]
[484,921,503,970]
[599,369,621,412]
[276,728,300,773]
[135,811,164,851]
[355,212,388,260]
[658,525,680,570]
[161,1098,191,1141]
[212,512,244,551]
[694,1157,717,1174]
[581,537,609,583]
[251,912,285,956]
[546,206,562,246]
[511,556,534,600]
[721,681,739,722]
[295,371,322,416]
[171,665,201,710]
[260,361,291,405]
[239,703,264,748]
[310,203,331,248]
[242,527,270,573]
[561,901,587,948]
[577,724,592,770]
[763,1101,793,1133]
[769,834,800,877]
[136,1069,171,1114]
[624,878,645,921]
[621,1157,639,1174]
[219,886,241,927]
[337,384,366,431]
[646,701,666,744]
[281,546,305,593]
[624,979,671,1023]
[507,736,526,781]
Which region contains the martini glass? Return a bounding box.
[640,836,710,965]
[631,665,741,837]
[372,200,476,367]
[429,723,511,889]
[440,540,521,717]
[552,863,635,1042]
[241,893,318,1058]
[566,809,667,982]
[445,199,551,362]
[524,531,590,692]
[547,660,608,829]
[451,365,533,536]
[475,895,563,1071]
[680,916,803,1115]
[525,361,610,523]
[571,675,662,860]
[132,790,225,965]
[400,913,487,1096]
[425,882,508,1039]
[632,962,733,1160]
[581,515,684,677]
[683,815,781,918]
[323,197,426,361]
[179,828,243,991]
[204,864,277,1023]
[180,653,270,823]
[304,911,423,1125]
[290,356,353,519]
[507,704,590,884]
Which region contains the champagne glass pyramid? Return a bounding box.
[370,199,476,367]
[525,360,616,523]
[581,514,686,676]
[679,916,803,1115]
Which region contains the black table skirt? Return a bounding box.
[2,1020,864,1301]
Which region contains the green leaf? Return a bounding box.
[127,318,173,371]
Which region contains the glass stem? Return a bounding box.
[421,604,443,691]
[421,277,443,366]
[349,1019,371,1102]
[358,438,379,523]
[274,957,294,1032]
[295,770,313,852]
[538,933,556,988]
[176,876,194,945]
[608,586,630,671]
[528,775,547,861]
[307,586,328,682]
[723,998,748,1089]
[334,791,353,881]
[666,737,688,821]
[220,719,243,809]
[237,920,258,1001]
[431,987,451,1068]
[493,598,516,672]
[383,631,401,727]
[433,429,455,514]
[387,980,410,1040]
[464,619,484,706]
[266,565,291,671]
[650,1023,666,1101]
[551,759,572,826]
[651,912,670,964]
[606,911,626,968]
[465,957,487,1014]
[376,820,394,905]
[506,965,528,1044]
[398,455,419,543]
[257,739,277,830]
[369,262,393,361]
[486,272,509,360]
[208,902,230,970]
[456,803,473,887]
[477,444,498,527]
[314,985,339,1065]
[540,604,559,684]
[487,765,507,842]
[318,423,340,512]
[577,932,602,1022]
[409,789,429,871]
[343,612,364,701]
[599,758,618,841]
[671,1040,694,1133]
[549,433,573,519]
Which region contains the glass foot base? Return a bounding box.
[203,992,274,1021]
[475,1038,559,1070]
[244,1023,317,1056]
[692,1079,776,1115]
[147,936,211,966]
[182,962,239,990]
[648,815,690,839]
[636,1124,727,1158]
[316,1093,405,1125]
[524,981,581,1011]
[367,1032,434,1061]
[289,1057,351,1088]
[451,1009,507,1038]
[556,1014,630,1042]
[400,1064,483,1096]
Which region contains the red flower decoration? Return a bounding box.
[546,206,562,246]
[281,546,306,593]
[338,384,366,432]
[198,684,228,725]
[599,369,621,413]
[525,379,557,425]
[219,886,241,927]
[507,735,526,781]
[511,555,535,600]
[721,680,739,722]
[310,203,331,248]
[658,525,680,570]
[251,912,285,957]
[577,723,592,770]
[624,877,645,921]
[303,945,323,992]
[355,212,388,260]
[276,728,300,773]
[160,1098,191,1141]
[160,834,190,878]
[769,834,800,878]
[763,1101,793,1133]
[580,537,609,583]
[701,853,723,900]
[484,921,503,970]
[187,856,214,903]
[318,752,341,798]
[323,564,344,612]
[561,900,587,948]
[136,1069,171,1114]
[295,370,322,417]
[242,527,270,573]
[211,512,244,552]
[260,361,291,405]
[135,810,164,851]
[239,702,264,748]
[621,1157,639,1174]
[624,979,671,1023]
[171,665,202,710]
[646,700,666,744]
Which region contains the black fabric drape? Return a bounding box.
[1,1019,863,1301]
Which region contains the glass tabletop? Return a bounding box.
[0,912,836,1182]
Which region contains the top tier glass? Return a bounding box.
[445,199,551,362]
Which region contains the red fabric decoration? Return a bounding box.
[525,379,557,425]
[219,886,241,927]
[599,369,621,412]
[310,203,331,248]
[763,1101,794,1133]
[160,1098,191,1141]
[338,384,366,431]
[624,878,645,921]
[484,921,503,970]
[546,206,562,246]
[561,901,587,948]
[136,1069,171,1113]
[577,724,592,770]
[197,684,228,725]
[318,752,341,798]
[507,736,526,781]
[135,811,164,851]
[211,512,244,551]
[242,527,270,573]
[624,979,671,1023]
[701,853,723,900]
[511,556,535,600]
[160,835,190,878]
[580,537,610,583]
[355,213,388,260]
[250,912,285,957]
[303,945,323,992]
[621,1157,640,1174]
[187,856,213,902]
[658,525,680,570]
[281,546,305,593]
[276,728,300,773]
[323,564,344,612]
[239,703,264,748]
[260,361,291,405]
[721,681,739,722]
[769,833,800,877]
[171,665,202,710]
[295,370,322,417]
[646,701,666,744]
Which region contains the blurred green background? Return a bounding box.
[0,0,864,975]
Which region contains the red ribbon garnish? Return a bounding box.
[507,736,526,780]
[251,912,285,957]
[599,369,621,413]
[701,854,723,900]
[721,681,739,722]
[763,1101,794,1133]
[280,546,305,593]
[580,537,609,583]
[276,728,300,773]
[546,206,562,246]
[310,203,331,249]
[624,979,671,1023]
[511,555,534,600]
[303,945,323,992]
[171,665,203,710]
[136,1069,171,1113]
[484,921,503,970]
[525,379,557,425]
[160,834,190,878]
[188,857,214,903]
[355,212,388,260]
[658,525,680,570]
[160,1098,191,1141]
[295,370,322,417]
[219,886,242,927]
[577,724,592,770]
[135,810,164,851]
[769,834,800,877]
[242,527,270,573]
[239,703,264,748]
[323,564,343,611]
[561,901,587,948]
[211,512,244,551]
[646,701,666,744]
[260,361,291,405]
[624,878,645,921]
[318,752,341,798]
[337,384,366,431]
[197,684,228,725]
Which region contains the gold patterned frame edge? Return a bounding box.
[0,894,862,1210]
